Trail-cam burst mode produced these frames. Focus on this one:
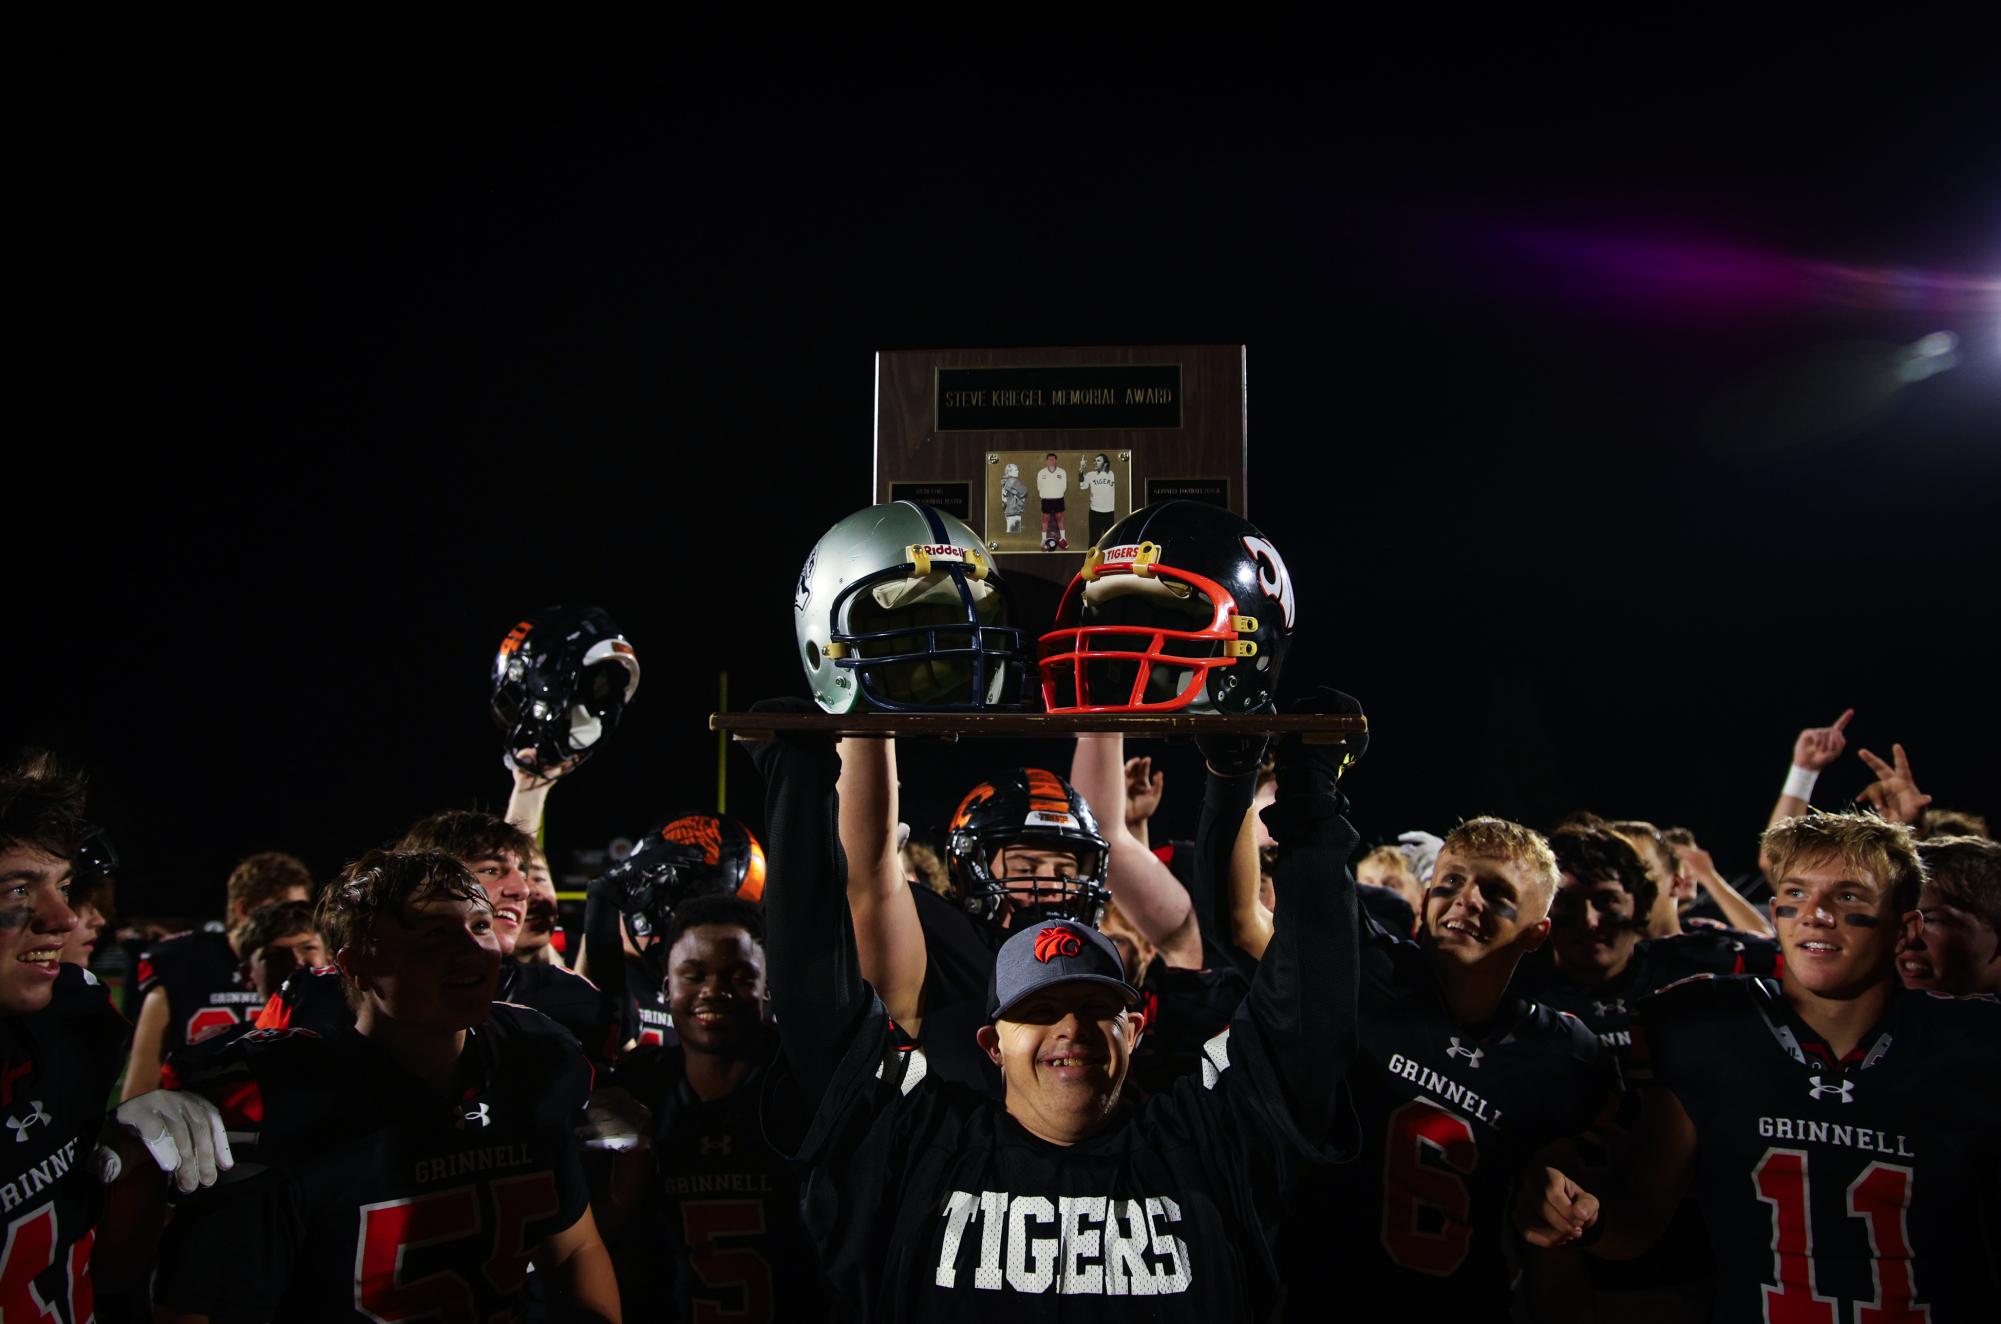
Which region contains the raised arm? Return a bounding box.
[1187,732,1269,972]
[1669,837,1774,937]
[1854,742,1933,825]
[1766,709,1852,832]
[748,702,871,1111]
[1224,793,1274,961]
[836,735,931,1033]
[1236,731,1362,1143]
[1070,733,1202,967]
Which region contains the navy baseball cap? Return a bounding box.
[988,920,1141,1022]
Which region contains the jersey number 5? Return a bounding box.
[355,1171,559,1324]
[682,1199,774,1323]
[1752,1148,1928,1324]
[1381,1097,1478,1276]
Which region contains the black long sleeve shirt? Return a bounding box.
[754,734,1361,1320]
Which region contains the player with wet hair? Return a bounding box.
[1519,811,2001,1322]
[152,848,621,1323]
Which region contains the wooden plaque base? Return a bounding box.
[710,711,1365,744]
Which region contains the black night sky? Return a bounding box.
[12,14,1999,915]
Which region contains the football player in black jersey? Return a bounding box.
[1526,823,1785,1315]
[397,809,619,1061]
[1520,811,2001,1322]
[152,848,621,1323]
[1898,835,2001,996]
[602,893,830,1321]
[750,696,1361,1319]
[1231,815,1618,1321]
[122,851,314,1098]
[578,812,766,1055]
[230,900,326,999]
[836,737,1116,1094]
[3,754,232,1322]
[1608,817,1775,941]
[1532,823,1780,1057]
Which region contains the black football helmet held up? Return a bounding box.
[605,813,766,946]
[947,769,1111,931]
[490,605,641,776]
[1039,501,1296,714]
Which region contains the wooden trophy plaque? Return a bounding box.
[715,344,1365,745]
[872,345,1248,631]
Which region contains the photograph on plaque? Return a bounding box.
[982,449,1133,554]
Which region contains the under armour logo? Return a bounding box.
[461,1103,492,1129]
[1445,1038,1484,1068]
[1807,1076,1855,1104]
[7,1100,51,1143]
[698,1134,733,1157]
[1033,926,1083,963]
[1592,998,1628,1018]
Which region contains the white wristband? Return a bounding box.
[1782,764,1819,802]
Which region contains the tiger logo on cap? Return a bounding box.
[1034,926,1084,963]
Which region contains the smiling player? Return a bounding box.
[751,695,1363,1318]
[1518,811,2001,1322]
[603,894,831,1321]
[1254,817,1617,1319]
[151,849,621,1323]
[397,810,617,1060]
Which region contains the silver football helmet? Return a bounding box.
[794,501,1032,713]
[1002,462,1020,479]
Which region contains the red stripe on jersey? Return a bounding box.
[216,1078,264,1127]
[0,1056,31,1108]
[254,992,291,1030]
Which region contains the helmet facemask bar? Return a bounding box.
[955,833,1111,931]
[826,552,1033,712]
[1040,553,1252,713]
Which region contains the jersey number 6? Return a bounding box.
[1381,1097,1478,1276]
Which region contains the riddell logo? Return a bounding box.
[661,816,723,866]
[914,544,968,560]
[1034,928,1084,963]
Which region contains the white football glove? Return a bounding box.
[114,1089,234,1192]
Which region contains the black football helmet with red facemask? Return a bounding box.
[1039,501,1296,714]
[947,769,1111,931]
[490,604,641,776]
